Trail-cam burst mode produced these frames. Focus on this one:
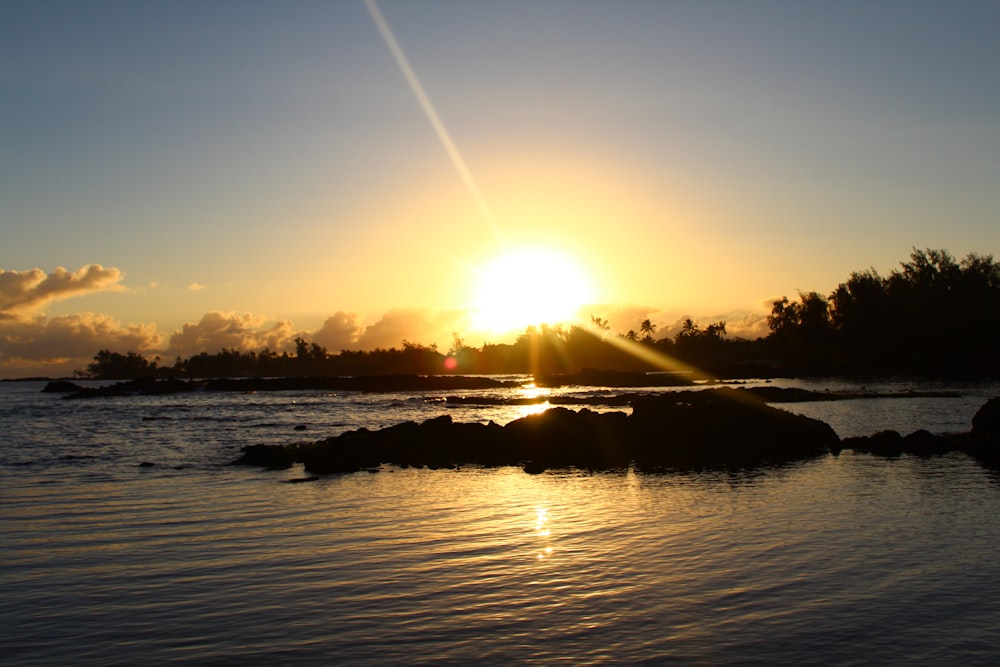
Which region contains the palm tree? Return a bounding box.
[640,319,656,342]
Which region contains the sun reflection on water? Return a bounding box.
[518,383,549,400]
[517,402,550,418]
[516,383,552,419]
[535,506,554,560]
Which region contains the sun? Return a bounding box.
[469,247,595,335]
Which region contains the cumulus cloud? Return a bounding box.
[165,309,468,358]
[0,312,161,377]
[312,311,363,352]
[355,308,469,350]
[258,319,298,352]
[167,311,304,358]
[0,265,125,315]
[724,312,771,340]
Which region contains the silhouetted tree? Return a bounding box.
[85,350,155,379]
[640,318,656,343]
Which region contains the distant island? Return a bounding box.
[63,249,1000,381]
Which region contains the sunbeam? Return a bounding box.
[365,0,504,244]
[581,320,710,380]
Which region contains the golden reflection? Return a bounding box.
[517,402,550,419]
[517,382,550,400]
[515,383,552,418]
[534,506,554,560]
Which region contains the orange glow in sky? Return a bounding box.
[2,1,1000,377]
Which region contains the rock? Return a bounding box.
[504,407,632,470]
[864,430,904,457]
[955,397,1000,469]
[627,389,840,469]
[843,430,904,457]
[233,443,296,469]
[225,395,1000,476]
[238,388,841,475]
[972,397,1000,436]
[901,429,949,456]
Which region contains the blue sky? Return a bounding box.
[2,1,999,376]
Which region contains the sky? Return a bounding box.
[2,0,999,377]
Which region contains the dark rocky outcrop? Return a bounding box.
[234,391,1000,476]
[234,443,299,469]
[972,397,1000,436]
[901,429,952,456]
[957,398,1000,469]
[840,397,1000,466]
[234,388,841,475]
[627,389,840,470]
[844,430,905,457]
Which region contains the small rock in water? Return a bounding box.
[283,476,319,484]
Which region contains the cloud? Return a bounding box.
[167,311,304,358]
[724,312,771,340]
[0,265,125,315]
[165,309,468,358]
[0,312,161,377]
[312,311,363,352]
[356,308,469,350]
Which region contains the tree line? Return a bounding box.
[81,249,1000,380]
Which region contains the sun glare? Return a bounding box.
[469,247,594,335]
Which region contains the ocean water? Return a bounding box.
[2,377,1000,665]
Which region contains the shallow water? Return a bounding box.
[2,378,1000,665]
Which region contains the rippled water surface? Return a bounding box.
[3,378,1000,665]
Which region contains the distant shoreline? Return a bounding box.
[37,374,965,404]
